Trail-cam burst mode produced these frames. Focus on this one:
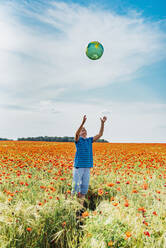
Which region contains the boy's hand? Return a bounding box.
[82,115,87,124]
[100,116,107,123]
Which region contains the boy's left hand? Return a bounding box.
[100,116,107,123]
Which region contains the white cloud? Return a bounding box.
[0,100,166,142]
[0,1,166,96]
[0,1,166,141]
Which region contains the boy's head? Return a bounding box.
[80,126,87,138]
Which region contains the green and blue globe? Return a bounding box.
[86,41,104,60]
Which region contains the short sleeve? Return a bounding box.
[89,137,93,143]
[74,136,81,145]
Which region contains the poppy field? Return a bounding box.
[0,141,166,248]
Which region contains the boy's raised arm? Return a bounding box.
[75,115,87,142]
[93,116,107,142]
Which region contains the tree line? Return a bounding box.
[0,136,109,142]
[17,136,109,142]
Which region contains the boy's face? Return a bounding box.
[80,127,87,138]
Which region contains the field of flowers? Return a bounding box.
[0,141,166,248]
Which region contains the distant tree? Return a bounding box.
[17,136,109,143]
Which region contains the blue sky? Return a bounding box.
[59,0,166,20]
[0,0,166,142]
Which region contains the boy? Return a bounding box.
[71,114,107,207]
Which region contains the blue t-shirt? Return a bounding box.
[74,136,93,168]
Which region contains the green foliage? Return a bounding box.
[1,199,80,248]
[17,136,109,142]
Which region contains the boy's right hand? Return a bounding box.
[82,115,87,124]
